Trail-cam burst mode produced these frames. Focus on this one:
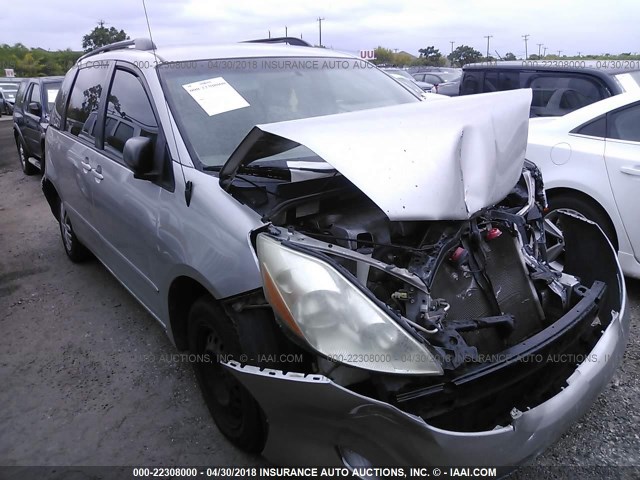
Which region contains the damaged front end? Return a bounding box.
[218,91,628,466]
[225,161,627,466]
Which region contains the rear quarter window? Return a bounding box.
[51,69,77,130]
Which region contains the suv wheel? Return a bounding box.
[16,137,37,176]
[59,203,91,262]
[188,296,266,453]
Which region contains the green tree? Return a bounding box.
[418,46,443,66]
[15,52,44,76]
[82,21,129,52]
[372,46,395,65]
[447,45,483,67]
[504,52,517,61]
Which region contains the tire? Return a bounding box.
[16,136,37,176]
[546,193,618,250]
[188,296,266,453]
[59,203,91,263]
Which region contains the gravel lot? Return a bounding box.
[0,118,638,476]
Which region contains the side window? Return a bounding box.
[103,69,158,159]
[29,83,41,106]
[51,70,76,130]
[65,66,109,140]
[607,103,640,142]
[14,81,28,108]
[483,72,499,92]
[461,71,482,95]
[529,75,604,116]
[573,116,606,138]
[499,72,519,91]
[422,74,442,85]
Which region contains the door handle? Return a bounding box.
[81,159,92,172]
[92,165,103,181]
[620,165,640,176]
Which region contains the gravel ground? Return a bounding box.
[0,118,638,477]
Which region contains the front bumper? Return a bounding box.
[227,212,629,466]
[227,300,628,466]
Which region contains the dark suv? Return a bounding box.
[460,60,640,116]
[12,76,63,175]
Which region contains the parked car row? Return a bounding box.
[12,76,63,174]
[12,38,630,469]
[0,79,22,115]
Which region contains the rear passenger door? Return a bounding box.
[604,102,640,261]
[56,65,110,245]
[87,65,168,317]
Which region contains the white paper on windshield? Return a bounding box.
[47,89,59,102]
[182,77,249,116]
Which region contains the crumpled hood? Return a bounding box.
[220,89,532,221]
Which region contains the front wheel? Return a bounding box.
[188,296,266,453]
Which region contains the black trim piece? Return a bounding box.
[396,280,606,404]
[243,37,312,47]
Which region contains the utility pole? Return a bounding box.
[268,30,271,39]
[537,43,543,57]
[543,46,547,56]
[450,41,455,54]
[557,50,562,57]
[285,26,288,37]
[484,35,493,58]
[577,51,581,57]
[522,34,530,59]
[317,17,325,47]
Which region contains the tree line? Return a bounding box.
[2,23,639,77]
[372,45,640,68]
[0,23,128,77]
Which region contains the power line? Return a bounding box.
[484,35,493,58]
[522,34,530,59]
[317,17,325,47]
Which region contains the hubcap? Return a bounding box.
[200,326,243,430]
[18,143,25,167]
[62,214,74,252]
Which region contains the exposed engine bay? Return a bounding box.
[228,161,620,432]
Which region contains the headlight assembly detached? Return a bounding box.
[256,234,443,375]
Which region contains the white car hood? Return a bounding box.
[221,89,532,221]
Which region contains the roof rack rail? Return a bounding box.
[78,38,156,62]
[243,37,312,47]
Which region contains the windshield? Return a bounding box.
[159,57,417,167]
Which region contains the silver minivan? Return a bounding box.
[43,38,628,467]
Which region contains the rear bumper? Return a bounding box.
[227,294,628,466]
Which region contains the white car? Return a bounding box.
[527,91,640,278]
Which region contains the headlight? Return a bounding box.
[256,234,443,375]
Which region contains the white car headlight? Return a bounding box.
[256,234,443,375]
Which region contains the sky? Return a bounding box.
[4,0,639,57]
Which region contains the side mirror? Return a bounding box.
[123,136,154,177]
[28,102,41,116]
